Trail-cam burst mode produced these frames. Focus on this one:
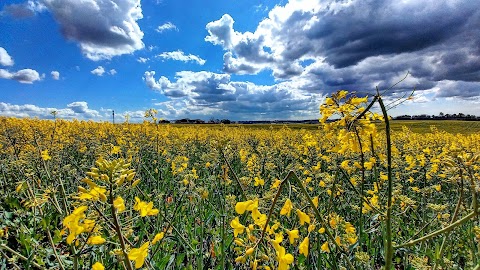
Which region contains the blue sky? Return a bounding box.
[0,0,479,121]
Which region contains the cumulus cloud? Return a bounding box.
[43,0,144,60]
[0,101,100,119]
[0,68,41,84]
[51,70,60,80]
[91,66,105,76]
[157,50,206,65]
[156,22,177,33]
[0,47,14,66]
[205,0,480,100]
[1,0,46,18]
[143,70,322,120]
[109,69,117,75]
[435,80,480,98]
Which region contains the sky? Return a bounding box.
[0,0,479,122]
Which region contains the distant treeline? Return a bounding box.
[151,114,479,125]
[394,113,479,121]
[155,118,320,124]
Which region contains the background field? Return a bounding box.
[176,120,480,134]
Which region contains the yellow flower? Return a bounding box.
[280,199,293,217]
[63,206,88,245]
[113,196,125,212]
[128,242,149,269]
[286,229,299,244]
[235,255,246,263]
[319,180,326,187]
[92,262,104,270]
[78,186,107,202]
[16,182,24,193]
[133,197,159,217]
[251,208,267,227]
[318,227,325,234]
[345,222,356,234]
[348,236,357,244]
[364,161,374,170]
[271,233,283,250]
[329,217,337,229]
[235,200,254,214]
[87,235,106,245]
[152,232,165,244]
[83,219,96,233]
[230,217,245,237]
[254,177,265,187]
[299,237,309,257]
[111,145,121,155]
[312,196,319,208]
[276,245,294,270]
[296,209,311,225]
[335,236,341,246]
[271,179,282,189]
[341,160,350,169]
[41,150,51,161]
[321,241,330,253]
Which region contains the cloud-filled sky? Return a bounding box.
[0,0,479,121]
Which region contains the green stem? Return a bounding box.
[433,177,463,270]
[289,172,355,269]
[221,150,247,201]
[395,209,478,248]
[109,184,134,270]
[377,95,393,270]
[0,244,44,269]
[353,127,366,248]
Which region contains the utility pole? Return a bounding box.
[112,110,115,124]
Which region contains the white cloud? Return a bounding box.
[143,71,170,91]
[1,1,46,18]
[51,70,60,80]
[137,57,149,63]
[109,69,117,75]
[156,22,177,33]
[157,50,206,65]
[0,47,14,66]
[43,0,144,60]
[143,70,322,120]
[66,101,100,118]
[0,101,100,119]
[205,14,237,49]
[91,66,105,76]
[0,68,41,84]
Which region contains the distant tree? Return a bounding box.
[220,119,231,124]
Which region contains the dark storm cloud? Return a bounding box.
[205,0,480,99]
[310,6,471,67]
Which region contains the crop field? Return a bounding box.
[0,92,479,270]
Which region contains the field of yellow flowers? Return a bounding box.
[0,92,479,269]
